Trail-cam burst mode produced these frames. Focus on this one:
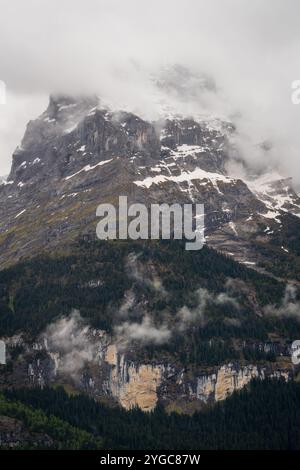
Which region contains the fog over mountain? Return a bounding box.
[0,0,300,185]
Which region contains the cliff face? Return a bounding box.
[110,362,163,411]
[105,344,162,411]
[0,335,293,413]
[106,358,290,412]
[194,364,289,403]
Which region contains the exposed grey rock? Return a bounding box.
[0,94,299,275]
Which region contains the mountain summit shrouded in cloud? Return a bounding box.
[0,0,300,185]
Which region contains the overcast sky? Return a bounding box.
[0,0,300,183]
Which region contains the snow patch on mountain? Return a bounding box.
[65,158,114,180]
[134,167,234,189]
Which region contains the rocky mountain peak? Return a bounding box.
[1,93,300,272]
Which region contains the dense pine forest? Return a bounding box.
[0,240,299,345]
[0,240,299,369]
[1,379,300,450]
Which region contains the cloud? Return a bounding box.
[41,310,99,381]
[114,259,170,346]
[115,315,171,348]
[0,92,47,176]
[0,0,300,183]
[114,283,240,348]
[118,289,136,318]
[264,284,300,320]
[41,281,241,362]
[176,287,239,330]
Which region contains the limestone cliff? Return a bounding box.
[0,335,294,413]
[85,342,293,411]
[194,364,290,403]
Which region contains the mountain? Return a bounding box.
[1,93,300,274]
[0,88,300,419]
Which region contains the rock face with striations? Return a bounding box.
[0,334,293,413]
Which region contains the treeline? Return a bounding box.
[3,378,300,450]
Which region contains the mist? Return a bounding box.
[264,284,300,321]
[41,309,100,382]
[114,269,241,347]
[0,0,300,184]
